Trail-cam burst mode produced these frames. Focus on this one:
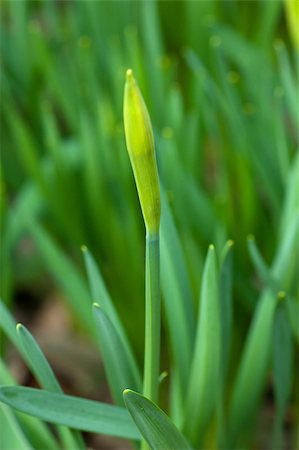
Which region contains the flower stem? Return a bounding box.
[143,232,160,403]
[142,232,160,449]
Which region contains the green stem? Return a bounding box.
[143,233,160,402]
[142,232,160,450]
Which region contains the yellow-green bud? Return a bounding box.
[123,69,161,235]
[285,0,299,50]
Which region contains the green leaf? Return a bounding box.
[272,302,293,449]
[123,389,191,449]
[286,298,299,345]
[0,351,59,450]
[219,240,234,375]
[273,306,293,411]
[0,302,84,449]
[217,241,234,448]
[279,151,299,239]
[247,230,299,342]
[160,192,195,394]
[83,248,141,391]
[16,324,62,393]
[183,245,220,445]
[16,324,85,450]
[275,41,299,131]
[92,303,140,404]
[228,289,277,445]
[272,213,299,291]
[0,403,33,450]
[247,236,280,294]
[0,386,140,441]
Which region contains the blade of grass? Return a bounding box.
[247,231,299,349]
[272,213,299,291]
[92,303,141,404]
[0,386,140,440]
[0,302,84,449]
[123,389,191,450]
[160,192,195,394]
[247,236,280,294]
[16,325,62,393]
[219,240,234,376]
[255,0,282,49]
[272,301,293,449]
[140,0,164,122]
[285,298,299,345]
[275,40,299,130]
[83,247,142,391]
[0,403,33,450]
[217,240,234,448]
[279,152,299,240]
[16,324,85,449]
[231,210,298,440]
[0,359,59,450]
[183,245,220,446]
[228,289,277,446]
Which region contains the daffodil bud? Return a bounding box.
[285,0,299,50]
[124,69,161,235]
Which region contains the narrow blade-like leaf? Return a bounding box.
[184,245,220,445]
[228,289,277,444]
[160,192,195,394]
[93,303,140,404]
[123,389,191,449]
[0,403,33,450]
[16,324,62,393]
[16,324,84,449]
[272,302,293,448]
[83,248,141,391]
[0,386,140,440]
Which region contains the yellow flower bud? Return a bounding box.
[123,69,161,235]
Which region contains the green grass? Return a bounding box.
[0,1,298,449]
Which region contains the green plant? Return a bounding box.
[1,1,298,449]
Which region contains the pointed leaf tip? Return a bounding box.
[123,390,191,449]
[126,69,133,81]
[92,302,100,309]
[123,389,132,397]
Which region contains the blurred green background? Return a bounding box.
[0,0,298,447]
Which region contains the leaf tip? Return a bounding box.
[159,371,168,384]
[16,323,23,332]
[81,245,88,253]
[92,302,101,309]
[123,388,133,396]
[123,389,137,403]
[126,68,134,81]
